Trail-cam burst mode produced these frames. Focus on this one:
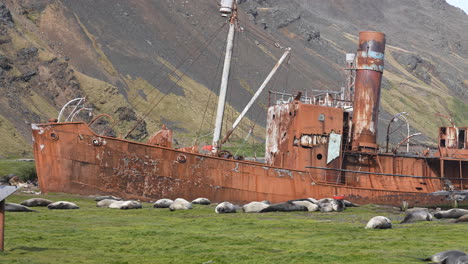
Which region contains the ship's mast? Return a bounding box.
[212,0,237,154]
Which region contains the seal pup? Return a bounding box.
[21,198,53,207]
[331,199,345,212]
[454,214,468,223]
[434,209,468,219]
[419,250,467,263]
[192,198,211,205]
[400,210,433,224]
[169,198,192,211]
[47,201,79,209]
[5,203,37,212]
[320,202,334,212]
[242,201,270,213]
[97,199,119,208]
[94,195,122,201]
[291,200,319,212]
[215,202,236,214]
[153,198,173,208]
[259,201,308,213]
[365,216,392,229]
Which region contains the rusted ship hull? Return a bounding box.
[32,122,455,206]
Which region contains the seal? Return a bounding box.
[420,250,467,263]
[259,201,308,213]
[169,198,192,211]
[291,200,319,212]
[215,202,236,213]
[192,198,211,205]
[5,203,37,212]
[400,210,433,224]
[97,199,119,208]
[94,195,122,201]
[365,216,392,229]
[120,200,142,210]
[47,201,79,209]
[434,209,468,219]
[20,198,53,207]
[242,201,270,213]
[454,214,468,223]
[109,201,126,209]
[153,198,174,208]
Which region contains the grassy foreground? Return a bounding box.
[1,193,467,264]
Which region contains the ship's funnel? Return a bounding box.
[351,31,386,151]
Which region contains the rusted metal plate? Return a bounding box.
[31,122,463,207]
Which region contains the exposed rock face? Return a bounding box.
[0,0,467,157]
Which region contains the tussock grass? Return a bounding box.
[2,194,467,263]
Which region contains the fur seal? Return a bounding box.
[94,195,122,201]
[454,214,468,223]
[169,198,192,211]
[47,201,79,209]
[365,216,392,229]
[5,203,37,212]
[420,250,467,263]
[97,199,119,208]
[291,200,319,212]
[192,198,211,205]
[215,202,236,214]
[400,210,433,224]
[153,198,173,208]
[434,209,468,219]
[242,201,270,213]
[20,198,53,207]
[259,201,308,213]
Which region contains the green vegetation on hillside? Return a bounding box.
[2,193,467,263]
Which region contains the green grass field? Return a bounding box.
[1,193,467,264]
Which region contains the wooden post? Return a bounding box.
[0,199,5,252]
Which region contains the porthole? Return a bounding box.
[317,154,323,160]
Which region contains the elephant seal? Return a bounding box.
[331,199,345,212]
[192,198,211,205]
[120,201,142,210]
[400,210,433,224]
[320,202,334,212]
[21,198,53,207]
[343,200,359,207]
[153,198,173,208]
[365,216,392,229]
[291,200,319,212]
[215,202,236,214]
[420,250,467,263]
[454,214,468,223]
[47,201,79,209]
[169,198,192,211]
[94,195,122,201]
[259,201,308,213]
[289,198,319,205]
[242,201,270,213]
[5,203,37,212]
[109,201,126,209]
[434,209,468,219]
[97,199,119,208]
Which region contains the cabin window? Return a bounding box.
[316,154,323,160]
[440,139,446,147]
[459,129,466,149]
[318,114,325,121]
[440,127,446,135]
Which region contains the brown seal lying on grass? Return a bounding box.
[259,201,308,213]
[454,214,468,223]
[20,198,53,207]
[434,209,468,219]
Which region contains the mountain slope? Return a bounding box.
[0,0,466,157]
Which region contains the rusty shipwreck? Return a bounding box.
[31,2,467,206]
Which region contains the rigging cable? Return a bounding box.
[123,22,227,138]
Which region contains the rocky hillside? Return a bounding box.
[0,0,466,157]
